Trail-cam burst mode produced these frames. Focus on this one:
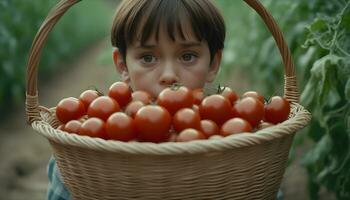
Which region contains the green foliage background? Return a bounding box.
[0,0,112,113]
[216,0,350,199]
[1,0,349,199]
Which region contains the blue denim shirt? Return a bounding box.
[47,156,72,200]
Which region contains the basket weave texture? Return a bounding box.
[25,0,311,199]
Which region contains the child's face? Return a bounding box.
[114,24,221,98]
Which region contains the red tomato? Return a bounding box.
[233,97,264,127]
[134,105,172,142]
[57,124,65,131]
[56,97,86,124]
[157,86,194,115]
[258,121,274,130]
[192,88,204,105]
[176,128,206,142]
[79,117,108,139]
[199,94,232,125]
[79,90,100,108]
[192,104,200,117]
[242,91,265,104]
[199,119,219,138]
[64,120,82,134]
[131,90,153,104]
[167,131,178,142]
[220,118,253,136]
[106,112,136,141]
[87,96,120,121]
[264,96,290,124]
[125,101,145,118]
[108,81,132,107]
[220,87,238,105]
[209,135,224,140]
[173,108,201,133]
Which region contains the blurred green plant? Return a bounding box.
[0,0,113,113]
[300,2,350,199]
[216,0,350,199]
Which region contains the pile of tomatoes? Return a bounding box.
[56,82,291,143]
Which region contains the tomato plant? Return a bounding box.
[108,81,132,107]
[264,96,290,124]
[134,105,172,142]
[157,85,194,115]
[220,118,252,137]
[106,112,136,141]
[56,97,86,123]
[87,96,120,121]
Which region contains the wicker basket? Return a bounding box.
[26,0,311,199]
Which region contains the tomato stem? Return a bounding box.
[87,85,104,96]
[171,83,183,90]
[216,84,227,94]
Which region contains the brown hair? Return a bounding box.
[111,0,225,62]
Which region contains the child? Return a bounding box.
[47,0,225,199]
[110,0,224,97]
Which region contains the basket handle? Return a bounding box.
[25,0,298,124]
[243,0,298,103]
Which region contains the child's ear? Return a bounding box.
[206,50,222,83]
[113,49,130,83]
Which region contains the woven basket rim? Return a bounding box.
[32,102,311,155]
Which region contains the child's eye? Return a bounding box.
[141,55,157,64]
[180,53,197,63]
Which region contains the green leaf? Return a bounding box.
[309,18,328,33]
[339,2,350,31]
[345,78,350,100]
[302,134,332,166]
[300,75,317,108]
[311,55,342,107]
[0,0,113,114]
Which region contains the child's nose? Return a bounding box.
[159,62,179,86]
